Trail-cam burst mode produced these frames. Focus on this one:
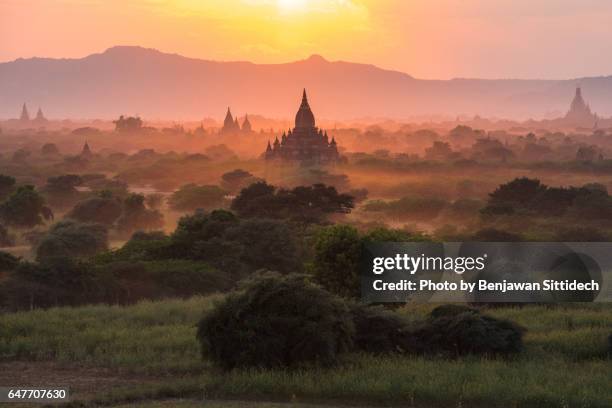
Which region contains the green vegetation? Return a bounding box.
[0,298,609,407]
[168,184,228,212]
[197,273,354,369]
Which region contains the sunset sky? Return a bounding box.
[1,0,611,79]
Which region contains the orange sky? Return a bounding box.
[1,0,612,79]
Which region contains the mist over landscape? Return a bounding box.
[3,45,612,120]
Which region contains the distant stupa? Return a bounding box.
[221,107,252,134]
[242,114,252,132]
[221,107,240,134]
[564,86,598,127]
[34,107,47,123]
[20,103,30,121]
[81,141,93,158]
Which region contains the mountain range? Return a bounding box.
[2,46,612,121]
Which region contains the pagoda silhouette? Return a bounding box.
[264,89,339,165]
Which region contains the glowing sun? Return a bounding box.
[277,0,308,13]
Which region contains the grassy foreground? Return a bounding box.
[0,296,610,407]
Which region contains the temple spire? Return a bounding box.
[295,88,315,128]
[35,107,46,121]
[20,103,30,121]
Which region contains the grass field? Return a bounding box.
[0,296,610,407]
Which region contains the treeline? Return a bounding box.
[0,182,358,311]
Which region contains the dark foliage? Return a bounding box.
[2,257,101,310]
[66,196,123,226]
[471,228,522,242]
[223,218,301,274]
[0,224,15,247]
[197,273,354,369]
[114,115,143,133]
[0,174,16,200]
[171,210,299,274]
[0,185,53,228]
[168,183,227,212]
[554,227,607,242]
[411,307,525,357]
[429,304,479,319]
[482,177,612,219]
[311,225,426,299]
[116,193,164,236]
[36,220,108,262]
[231,182,354,222]
[41,143,60,155]
[350,303,413,353]
[220,169,261,192]
[42,174,84,211]
[0,251,19,271]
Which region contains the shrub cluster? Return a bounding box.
[410,305,525,357]
[197,274,526,370]
[197,273,354,369]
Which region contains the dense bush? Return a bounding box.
[0,174,16,200]
[311,225,426,299]
[197,273,354,369]
[36,220,108,262]
[482,177,612,219]
[471,228,522,242]
[231,182,354,222]
[411,306,525,357]
[66,196,123,226]
[170,210,300,274]
[0,185,53,228]
[220,169,261,192]
[0,224,15,247]
[363,196,448,220]
[2,257,101,310]
[168,183,227,212]
[350,304,412,353]
[116,193,164,236]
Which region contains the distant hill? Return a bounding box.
[1,46,612,121]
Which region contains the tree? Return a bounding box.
[224,218,300,274]
[220,169,261,192]
[172,209,238,245]
[425,141,453,161]
[310,225,362,299]
[0,186,53,228]
[231,182,354,222]
[196,272,354,369]
[168,184,227,212]
[113,115,143,133]
[42,174,83,210]
[0,175,16,200]
[8,257,97,309]
[66,196,123,226]
[311,225,422,299]
[0,224,15,247]
[145,193,164,210]
[116,193,164,235]
[36,220,108,262]
[230,181,277,218]
[12,149,30,163]
[482,177,546,215]
[471,228,522,242]
[41,143,60,156]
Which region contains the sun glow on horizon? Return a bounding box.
[277,0,308,13]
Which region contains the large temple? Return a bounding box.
[265,89,339,165]
[564,86,598,127]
